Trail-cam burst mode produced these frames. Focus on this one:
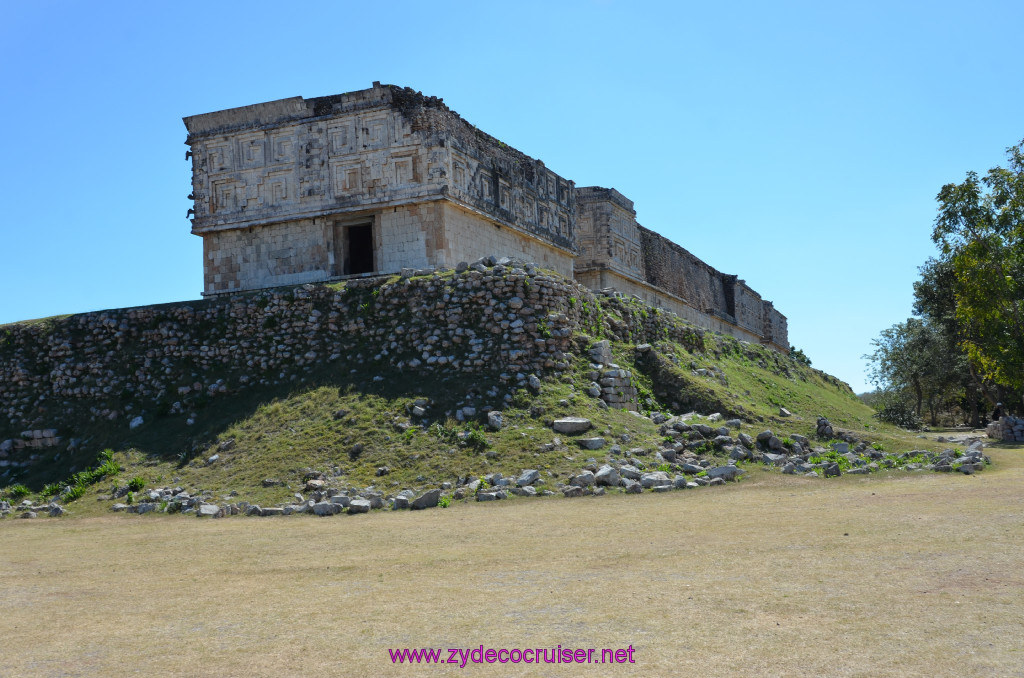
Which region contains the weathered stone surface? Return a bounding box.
[553,418,592,434]
[619,465,642,480]
[570,471,596,487]
[640,471,671,488]
[197,503,221,517]
[312,501,339,516]
[623,479,642,493]
[595,465,620,486]
[348,499,372,514]
[706,466,745,482]
[510,470,538,489]
[577,437,606,450]
[411,489,440,510]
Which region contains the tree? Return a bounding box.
[865,318,963,426]
[912,257,991,425]
[931,139,1024,400]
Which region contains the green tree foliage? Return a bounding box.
[865,318,962,426]
[931,139,1024,395]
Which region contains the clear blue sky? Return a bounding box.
[2,0,1022,394]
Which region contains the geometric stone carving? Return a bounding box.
[206,142,233,173]
[330,160,362,196]
[238,132,265,169]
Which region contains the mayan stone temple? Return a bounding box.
[183,82,788,351]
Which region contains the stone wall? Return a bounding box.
[574,188,788,350]
[440,203,574,278]
[0,263,603,443]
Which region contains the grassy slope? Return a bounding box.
[2,293,948,515]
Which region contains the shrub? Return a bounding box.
[41,482,62,497]
[438,495,451,508]
[127,476,146,492]
[873,401,923,430]
[6,484,30,500]
[62,484,86,501]
[463,426,489,451]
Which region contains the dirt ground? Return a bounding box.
[2,445,1022,677]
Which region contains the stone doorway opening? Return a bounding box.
[333,222,375,275]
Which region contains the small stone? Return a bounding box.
[487,410,504,430]
[779,407,792,417]
[129,416,144,430]
[577,437,605,450]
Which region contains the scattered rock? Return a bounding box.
[348,499,371,514]
[552,417,592,434]
[411,489,441,510]
[595,465,620,486]
[517,469,541,487]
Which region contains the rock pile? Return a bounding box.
[987,415,1024,442]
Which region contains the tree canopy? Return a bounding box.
[865,139,1024,425]
[932,139,1024,393]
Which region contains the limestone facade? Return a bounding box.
[184,83,787,350]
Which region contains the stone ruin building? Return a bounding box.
[183,82,788,351]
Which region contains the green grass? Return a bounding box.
[0,291,951,513]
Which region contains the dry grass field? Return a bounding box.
[2,444,1023,677]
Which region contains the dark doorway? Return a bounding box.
[347,224,374,274]
[333,222,375,276]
